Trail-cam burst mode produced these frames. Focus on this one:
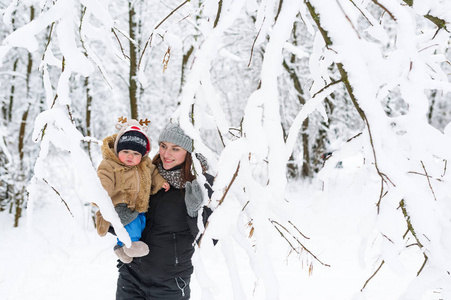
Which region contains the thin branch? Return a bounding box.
[361,260,385,291]
[271,221,300,253]
[417,254,428,276]
[371,0,396,21]
[112,28,130,60]
[248,16,265,67]
[311,79,343,99]
[42,178,74,217]
[407,171,443,182]
[217,162,240,205]
[270,219,330,267]
[402,228,409,239]
[336,0,361,39]
[349,0,373,26]
[421,161,437,201]
[382,233,394,244]
[424,14,449,37]
[376,182,387,214]
[288,220,310,240]
[305,1,395,212]
[402,0,449,37]
[216,126,226,148]
[41,22,55,62]
[399,199,423,248]
[198,162,240,247]
[139,0,190,68]
[399,199,429,276]
[213,0,223,28]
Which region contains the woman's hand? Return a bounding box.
[184,180,203,217]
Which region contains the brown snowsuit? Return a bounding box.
[94,133,166,237]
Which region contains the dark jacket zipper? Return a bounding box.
[173,233,179,266]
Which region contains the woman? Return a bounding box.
[115,122,214,300]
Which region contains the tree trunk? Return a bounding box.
[13,6,35,227]
[4,59,18,123]
[129,1,138,119]
[84,77,93,161]
[282,58,311,178]
[179,45,194,95]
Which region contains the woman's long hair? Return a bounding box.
[152,152,196,185]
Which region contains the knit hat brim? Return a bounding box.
[158,123,193,153]
[117,131,149,156]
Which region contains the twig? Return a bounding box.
[41,22,55,61]
[376,182,388,214]
[248,16,265,67]
[42,178,73,217]
[288,220,310,239]
[346,132,362,143]
[349,0,373,26]
[407,171,443,182]
[311,79,342,99]
[112,28,130,60]
[218,162,240,205]
[421,161,437,201]
[78,8,113,89]
[213,0,223,28]
[417,254,428,276]
[361,260,385,291]
[371,0,396,21]
[399,199,429,276]
[139,0,190,68]
[67,104,74,124]
[336,0,361,39]
[198,162,241,247]
[270,219,330,267]
[382,233,394,243]
[271,220,300,253]
[217,126,226,148]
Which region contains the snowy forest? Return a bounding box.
[1,0,451,299]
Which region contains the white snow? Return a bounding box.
[2,0,451,299]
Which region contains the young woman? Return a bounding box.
[115,122,214,300]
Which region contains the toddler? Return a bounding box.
[94,118,169,263]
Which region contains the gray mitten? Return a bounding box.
[115,204,139,226]
[185,180,204,217]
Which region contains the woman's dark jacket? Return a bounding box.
[117,173,214,283]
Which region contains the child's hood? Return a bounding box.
[113,119,151,156]
[101,134,151,164]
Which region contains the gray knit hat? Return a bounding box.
[158,123,193,153]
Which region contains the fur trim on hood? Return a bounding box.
[99,134,155,213]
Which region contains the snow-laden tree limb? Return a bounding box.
[29,109,131,247]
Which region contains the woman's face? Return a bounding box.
[159,141,187,170]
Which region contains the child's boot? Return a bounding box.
[123,241,150,257]
[114,245,133,263]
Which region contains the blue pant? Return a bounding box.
[117,213,146,247]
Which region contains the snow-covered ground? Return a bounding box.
[0,176,441,300]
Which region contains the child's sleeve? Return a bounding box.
[97,160,115,197]
[149,163,167,195]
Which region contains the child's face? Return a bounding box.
[118,149,142,167]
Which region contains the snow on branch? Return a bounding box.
[306,0,451,296]
[29,108,131,247]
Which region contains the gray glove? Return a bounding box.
[185,180,204,217]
